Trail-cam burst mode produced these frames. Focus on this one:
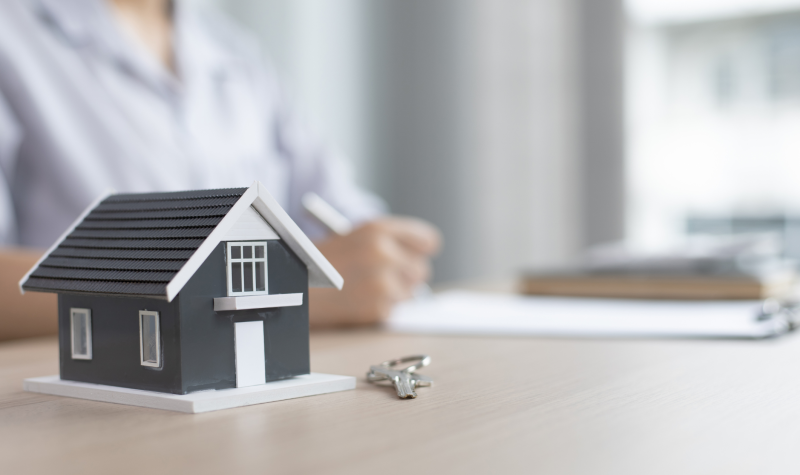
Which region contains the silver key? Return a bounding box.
[366,355,433,399]
[368,366,419,398]
[409,372,433,388]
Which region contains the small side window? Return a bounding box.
[139,311,161,367]
[70,308,92,360]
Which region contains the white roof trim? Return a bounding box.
[164,185,259,302]
[252,182,344,290]
[19,189,116,295]
[164,181,343,302]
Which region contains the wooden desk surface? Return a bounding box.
[3,330,800,474]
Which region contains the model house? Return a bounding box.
[20,182,343,395]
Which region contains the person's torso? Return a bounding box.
[0,0,290,247]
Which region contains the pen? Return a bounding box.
[301,192,353,236]
[302,192,433,299]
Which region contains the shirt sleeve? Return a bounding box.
[267,67,387,241]
[0,90,20,246]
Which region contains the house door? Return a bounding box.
[234,321,267,388]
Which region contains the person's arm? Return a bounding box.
[0,91,58,341]
[310,217,441,328]
[0,249,57,342]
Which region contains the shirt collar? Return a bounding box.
[35,0,110,49]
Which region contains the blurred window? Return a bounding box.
[626,0,800,250]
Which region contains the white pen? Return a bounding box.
[301,192,353,236]
[301,192,433,299]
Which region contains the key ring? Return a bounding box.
[377,355,430,373]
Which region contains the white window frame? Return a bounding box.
[226,241,269,297]
[70,308,92,360]
[139,310,161,368]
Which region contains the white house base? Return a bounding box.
[24,373,356,414]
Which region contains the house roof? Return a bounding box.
[20,182,344,301]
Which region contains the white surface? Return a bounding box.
[215,293,303,311]
[234,321,267,388]
[166,181,343,301]
[23,373,356,414]
[388,291,790,339]
[224,205,280,241]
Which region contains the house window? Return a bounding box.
[139,311,161,367]
[227,242,268,296]
[70,308,92,360]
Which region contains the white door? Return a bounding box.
[234,321,267,388]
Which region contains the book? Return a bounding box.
[520,269,796,300]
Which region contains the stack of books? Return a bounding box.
[521,239,798,300]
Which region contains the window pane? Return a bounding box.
[256,262,265,291]
[231,246,241,259]
[243,262,253,292]
[255,245,265,258]
[243,246,252,259]
[72,312,87,356]
[231,262,242,292]
[141,314,158,364]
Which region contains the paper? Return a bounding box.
[387,291,791,339]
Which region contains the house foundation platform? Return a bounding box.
[24,373,356,413]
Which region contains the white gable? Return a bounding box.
[223,206,279,241]
[164,181,344,301]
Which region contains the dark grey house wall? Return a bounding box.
[58,293,182,393]
[262,240,310,379]
[175,242,234,393]
[177,241,310,394]
[58,240,310,395]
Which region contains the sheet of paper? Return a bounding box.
[387,291,790,339]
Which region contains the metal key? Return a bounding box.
[408,372,433,389]
[367,355,433,399]
[368,366,419,398]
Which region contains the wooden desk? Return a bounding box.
[2,330,800,474]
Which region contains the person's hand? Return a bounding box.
[309,216,441,328]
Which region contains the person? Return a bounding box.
[0,0,441,341]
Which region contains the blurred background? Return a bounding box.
[195,0,800,284]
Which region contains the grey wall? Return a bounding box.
[58,293,183,393]
[366,1,473,282]
[179,241,310,393]
[577,0,626,247]
[366,0,595,281]
[201,0,627,282]
[58,240,310,395]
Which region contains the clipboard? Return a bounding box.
[387,291,799,339]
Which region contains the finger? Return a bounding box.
[356,271,410,323]
[370,234,432,286]
[386,269,415,303]
[394,251,431,287]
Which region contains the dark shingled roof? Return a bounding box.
[21,187,248,297]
